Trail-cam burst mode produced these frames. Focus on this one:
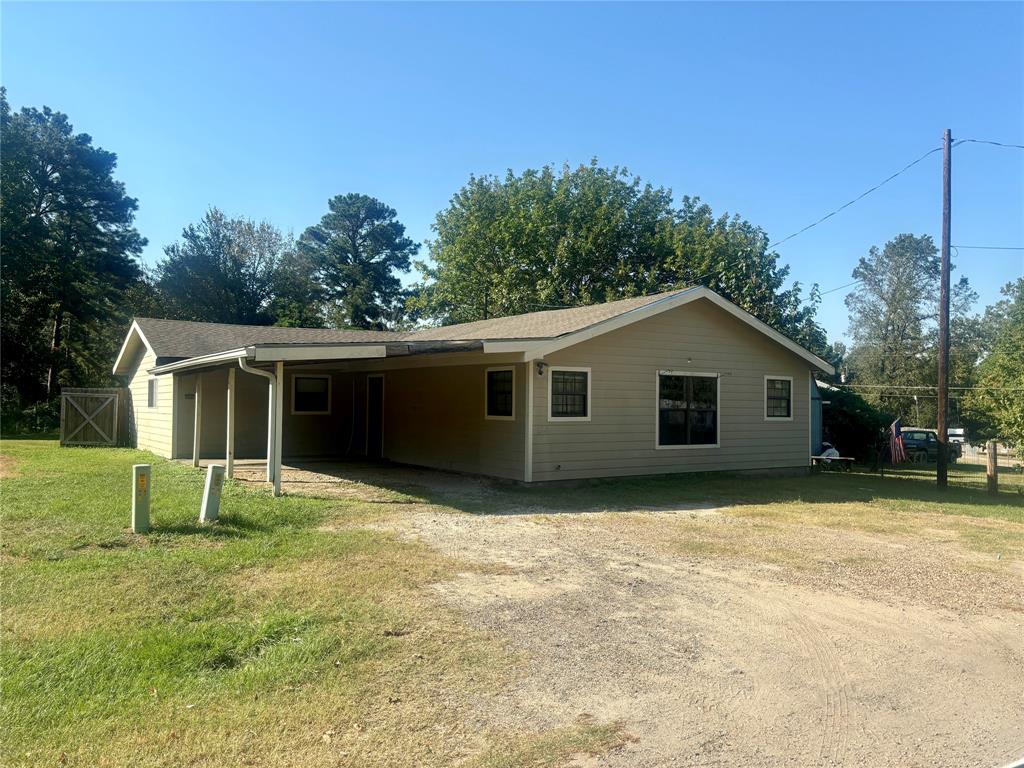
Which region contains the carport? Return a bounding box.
[151,340,529,495]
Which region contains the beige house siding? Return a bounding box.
[380,363,527,481]
[531,298,813,481]
[125,347,174,457]
[175,369,270,459]
[281,369,358,458]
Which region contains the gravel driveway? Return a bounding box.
[381,507,1023,768]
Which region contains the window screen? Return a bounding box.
[765,378,792,418]
[658,373,717,446]
[147,379,158,408]
[293,376,330,414]
[551,370,588,418]
[486,369,514,418]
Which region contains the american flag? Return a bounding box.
[889,418,906,464]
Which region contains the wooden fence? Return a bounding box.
[60,388,130,447]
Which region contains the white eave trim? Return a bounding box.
[149,343,389,375]
[150,348,250,375]
[249,344,387,362]
[112,320,157,375]
[481,287,835,375]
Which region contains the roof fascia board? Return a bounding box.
[249,344,387,362]
[482,341,543,357]
[150,348,250,375]
[112,320,156,375]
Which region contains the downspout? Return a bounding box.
[238,357,277,486]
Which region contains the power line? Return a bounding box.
[766,145,943,250]
[819,279,862,296]
[955,138,1024,150]
[951,245,1024,251]
[841,384,1024,392]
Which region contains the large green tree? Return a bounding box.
[843,233,978,425]
[298,194,418,330]
[411,161,829,359]
[962,279,1024,453]
[154,208,291,325]
[0,89,145,401]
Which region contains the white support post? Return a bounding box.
[226,367,236,479]
[273,361,284,496]
[524,360,534,483]
[192,374,203,468]
[266,372,276,482]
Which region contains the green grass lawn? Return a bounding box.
[0,441,622,767]
[2,441,1021,767]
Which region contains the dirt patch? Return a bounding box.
[381,510,1024,768]
[0,454,20,479]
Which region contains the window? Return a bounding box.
[291,374,331,415]
[549,367,590,421]
[657,371,718,448]
[485,368,515,420]
[147,378,158,408]
[764,376,793,420]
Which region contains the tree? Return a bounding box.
[0,89,145,401]
[267,249,326,328]
[962,279,1024,453]
[411,161,829,360]
[154,208,287,325]
[298,194,418,330]
[843,233,978,426]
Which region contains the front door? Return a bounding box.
[366,375,384,460]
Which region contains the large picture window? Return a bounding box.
[485,367,515,420]
[764,376,793,420]
[549,367,590,421]
[657,371,718,447]
[292,374,331,415]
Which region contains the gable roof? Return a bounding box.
[117,287,834,376]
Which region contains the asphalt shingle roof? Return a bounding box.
[135,318,400,359]
[135,288,694,360]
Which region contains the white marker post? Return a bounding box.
[132,464,151,533]
[200,463,226,524]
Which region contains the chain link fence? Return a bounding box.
[881,443,1023,496]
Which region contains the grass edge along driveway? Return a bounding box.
[0,441,624,768]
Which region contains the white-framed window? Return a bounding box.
[764,375,793,420]
[485,367,515,420]
[548,366,591,422]
[291,374,331,415]
[655,370,719,449]
[147,378,158,408]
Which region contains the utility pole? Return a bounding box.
[937,128,952,489]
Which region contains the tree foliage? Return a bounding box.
[843,234,979,427]
[962,279,1024,453]
[298,194,417,330]
[411,161,830,360]
[0,88,145,403]
[154,208,292,325]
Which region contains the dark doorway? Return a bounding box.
[366,375,384,460]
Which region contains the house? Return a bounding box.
[112,286,834,493]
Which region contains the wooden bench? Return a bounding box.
[811,455,856,472]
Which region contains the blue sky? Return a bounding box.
[3,2,1022,341]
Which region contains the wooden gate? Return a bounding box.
[60,388,126,447]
